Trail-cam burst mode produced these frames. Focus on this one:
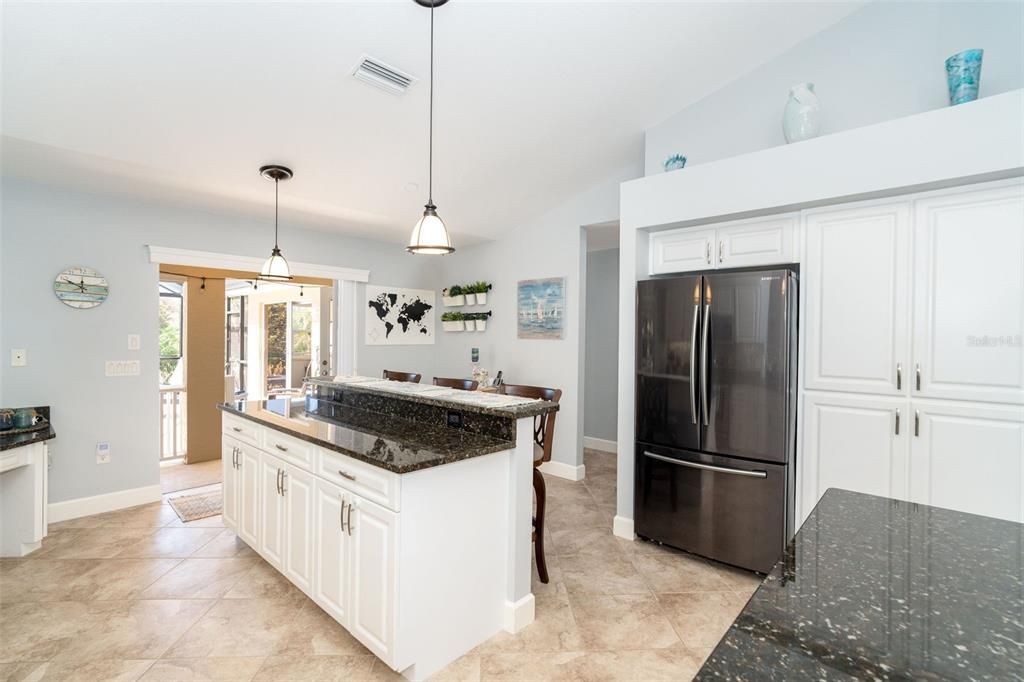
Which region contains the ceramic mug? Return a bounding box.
[0,409,13,431]
[14,409,36,429]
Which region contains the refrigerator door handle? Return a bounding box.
[690,304,699,424]
[701,303,710,426]
[643,451,767,478]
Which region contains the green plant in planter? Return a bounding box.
[465,281,492,294]
[441,311,464,321]
[444,285,464,297]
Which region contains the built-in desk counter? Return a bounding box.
[0,407,54,557]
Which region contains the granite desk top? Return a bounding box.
[307,377,560,419]
[696,489,1024,681]
[218,398,515,474]
[0,406,55,452]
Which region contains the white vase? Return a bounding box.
[783,82,821,144]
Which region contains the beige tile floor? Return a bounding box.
[0,449,760,681]
[161,459,223,494]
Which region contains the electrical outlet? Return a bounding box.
[11,349,27,367]
[127,334,141,351]
[96,442,111,464]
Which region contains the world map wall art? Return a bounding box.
[517,277,565,339]
[365,285,436,345]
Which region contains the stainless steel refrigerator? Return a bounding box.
[635,268,798,573]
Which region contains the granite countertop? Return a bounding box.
[218,398,516,474]
[307,377,560,419]
[696,489,1024,681]
[0,425,56,452]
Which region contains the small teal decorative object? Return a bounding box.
[663,154,687,172]
[945,49,983,105]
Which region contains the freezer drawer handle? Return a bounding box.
[643,451,767,478]
[689,305,699,425]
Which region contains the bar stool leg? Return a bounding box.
[532,467,549,584]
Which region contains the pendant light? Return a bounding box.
[259,164,294,280]
[407,0,455,255]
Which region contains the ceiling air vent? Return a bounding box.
[352,55,415,95]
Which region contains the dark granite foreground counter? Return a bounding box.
[0,407,55,452]
[219,397,515,474]
[697,489,1024,681]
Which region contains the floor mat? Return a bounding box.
[168,490,223,523]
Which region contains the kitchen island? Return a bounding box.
[0,407,54,557]
[218,377,558,681]
[696,488,1024,680]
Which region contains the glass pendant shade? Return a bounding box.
[407,204,454,254]
[260,247,292,281]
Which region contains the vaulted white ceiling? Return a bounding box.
[1,1,860,246]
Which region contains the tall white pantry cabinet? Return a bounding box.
[800,179,1024,523]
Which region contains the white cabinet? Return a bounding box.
[238,444,261,548]
[717,214,797,268]
[649,214,797,275]
[912,183,1024,405]
[313,479,350,625]
[259,451,286,569]
[803,200,911,395]
[284,464,315,595]
[348,496,398,664]
[802,392,909,516]
[222,439,240,531]
[909,400,1024,522]
[650,227,715,274]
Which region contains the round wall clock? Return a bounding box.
[53,266,109,309]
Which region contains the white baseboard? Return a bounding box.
[503,593,536,633]
[583,436,617,454]
[613,515,635,541]
[48,484,163,523]
[539,460,586,482]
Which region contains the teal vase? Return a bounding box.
[946,49,983,105]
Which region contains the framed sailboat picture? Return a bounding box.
[517,277,565,339]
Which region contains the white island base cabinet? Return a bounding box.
[222,414,527,681]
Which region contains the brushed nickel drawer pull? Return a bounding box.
[915,363,921,391]
[643,451,767,478]
[340,498,347,531]
[338,469,357,481]
[232,427,242,433]
[895,409,900,435]
[914,410,920,437]
[896,363,902,390]
[275,444,288,452]
[347,501,355,536]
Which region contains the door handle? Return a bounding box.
[896,363,902,390]
[701,303,711,426]
[705,241,711,265]
[346,500,355,536]
[689,304,699,425]
[915,363,921,391]
[340,498,347,532]
[895,409,900,435]
[718,240,724,263]
[338,469,357,482]
[275,444,288,452]
[914,410,920,437]
[643,451,767,478]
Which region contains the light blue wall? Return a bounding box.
[583,247,619,443]
[645,1,1024,174]
[0,179,440,503]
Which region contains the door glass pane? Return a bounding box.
[291,302,313,388]
[265,302,287,394]
[159,281,184,386]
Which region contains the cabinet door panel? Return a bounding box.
[313,480,348,625]
[348,497,397,664]
[803,201,911,395]
[910,401,1024,523]
[650,227,715,274]
[221,439,239,531]
[801,392,909,524]
[238,446,261,548]
[284,465,315,595]
[913,183,1024,404]
[717,214,797,268]
[259,452,286,569]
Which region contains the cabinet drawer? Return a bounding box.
[223,414,261,447]
[317,448,400,512]
[263,428,314,469]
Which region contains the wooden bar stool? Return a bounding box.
[382,370,422,383]
[433,377,479,391]
[501,383,561,584]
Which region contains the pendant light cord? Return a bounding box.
[428,1,434,206]
[274,178,280,249]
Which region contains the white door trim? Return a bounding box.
[146,245,370,282]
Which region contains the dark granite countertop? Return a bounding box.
[307,377,559,419]
[218,398,516,474]
[696,489,1024,681]
[0,425,56,452]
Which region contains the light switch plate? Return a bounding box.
[11,349,27,367]
[105,360,141,377]
[127,334,141,351]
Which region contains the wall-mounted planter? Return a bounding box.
[464,293,477,305]
[475,320,487,331]
[475,293,487,305]
[442,295,465,307]
[442,321,465,332]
